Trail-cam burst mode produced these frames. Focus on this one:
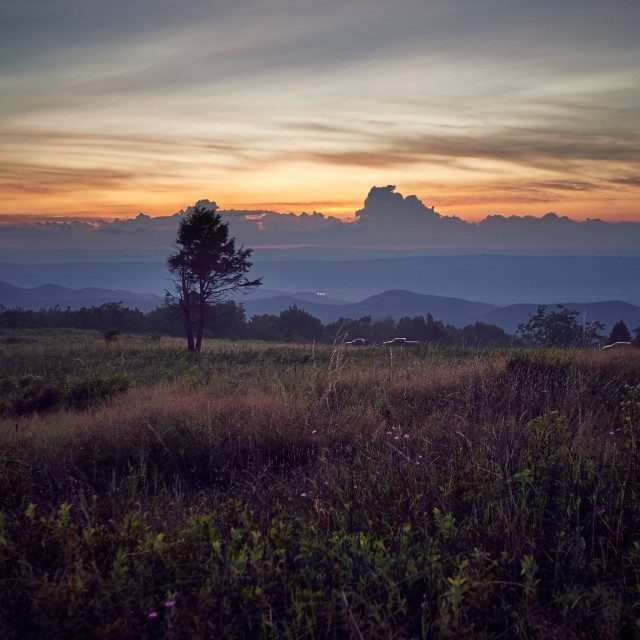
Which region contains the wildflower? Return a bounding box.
[300,492,308,498]
[596,505,606,516]
[404,434,410,439]
[311,430,317,434]
[164,600,176,608]
[148,612,158,619]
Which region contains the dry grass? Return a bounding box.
[2,333,640,638]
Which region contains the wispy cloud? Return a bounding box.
[1,0,639,221]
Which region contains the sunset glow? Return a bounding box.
[1,0,639,225]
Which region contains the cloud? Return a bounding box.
[2,0,639,226]
[611,177,640,187]
[3,186,640,255]
[0,161,135,196]
[354,185,447,231]
[331,127,640,171]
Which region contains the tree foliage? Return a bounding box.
[0,303,564,349]
[246,306,324,342]
[608,319,632,344]
[166,203,261,351]
[277,305,324,342]
[518,304,604,348]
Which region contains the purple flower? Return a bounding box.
[164,600,176,608]
[148,612,158,619]
[596,505,606,516]
[300,492,308,498]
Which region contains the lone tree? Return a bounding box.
[166,201,261,351]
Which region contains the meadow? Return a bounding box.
[1,329,640,638]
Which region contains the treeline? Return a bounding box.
[3,300,638,348]
[246,306,515,347]
[0,302,516,347]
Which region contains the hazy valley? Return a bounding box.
[3,253,640,335]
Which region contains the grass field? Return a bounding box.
[1,330,640,638]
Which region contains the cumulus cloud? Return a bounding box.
[2,186,640,255]
[355,186,441,224]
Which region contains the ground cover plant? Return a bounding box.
[1,330,640,638]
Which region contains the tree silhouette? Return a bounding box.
[166,202,261,351]
[278,305,324,342]
[518,304,604,347]
[608,319,631,344]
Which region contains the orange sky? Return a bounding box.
[1,0,639,226]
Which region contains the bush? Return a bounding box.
[1,372,130,416]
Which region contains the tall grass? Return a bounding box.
[1,331,640,638]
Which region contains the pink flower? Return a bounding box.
[148,612,158,619]
[300,492,308,498]
[164,600,176,608]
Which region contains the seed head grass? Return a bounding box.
[1,332,640,638]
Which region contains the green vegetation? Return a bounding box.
[0,303,516,347]
[517,304,605,348]
[609,319,632,345]
[1,331,640,638]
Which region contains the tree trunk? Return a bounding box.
[195,283,206,352]
[179,269,195,351]
[182,302,195,351]
[186,319,195,351]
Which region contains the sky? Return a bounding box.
[3,187,640,258]
[1,0,639,225]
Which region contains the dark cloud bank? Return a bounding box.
[2,186,640,257]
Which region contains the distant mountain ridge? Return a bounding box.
[2,281,639,333]
[252,255,640,306]
[243,290,497,324]
[2,254,640,306]
[0,281,159,312]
